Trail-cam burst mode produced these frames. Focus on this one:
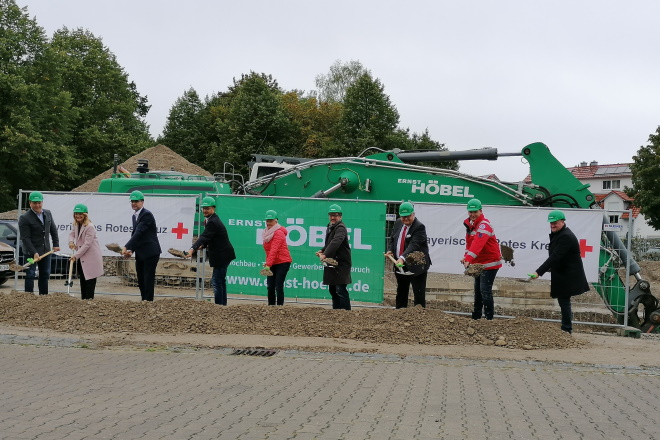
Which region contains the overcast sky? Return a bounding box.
[19,0,660,180]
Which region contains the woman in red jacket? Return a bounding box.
[262,210,292,305]
[462,199,502,320]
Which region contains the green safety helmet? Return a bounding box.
[265,209,278,220]
[328,204,342,214]
[201,196,216,207]
[73,203,88,213]
[129,190,144,201]
[466,198,482,212]
[29,191,44,202]
[547,210,566,222]
[399,202,414,217]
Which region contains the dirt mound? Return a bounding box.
[0,291,582,350]
[72,144,211,192]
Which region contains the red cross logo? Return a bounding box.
[579,239,593,258]
[172,222,188,239]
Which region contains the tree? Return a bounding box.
[280,91,343,158]
[314,59,370,103]
[626,126,660,230]
[337,73,400,157]
[0,0,77,210]
[49,27,152,184]
[207,72,297,177]
[159,88,205,165]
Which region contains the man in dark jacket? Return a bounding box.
[187,197,236,305]
[18,191,60,295]
[317,204,352,310]
[385,202,432,308]
[530,210,590,334]
[122,191,161,301]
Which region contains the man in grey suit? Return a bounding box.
[18,191,61,295]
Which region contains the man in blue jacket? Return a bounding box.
[122,191,161,301]
[18,191,60,295]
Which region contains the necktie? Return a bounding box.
[398,225,408,257]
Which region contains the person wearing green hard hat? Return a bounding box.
[187,196,236,305]
[261,209,292,306]
[529,210,589,334]
[122,191,161,301]
[385,202,432,308]
[317,203,352,310]
[67,203,103,299]
[19,191,61,295]
[462,198,502,320]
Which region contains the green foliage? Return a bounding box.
[49,27,152,182]
[206,72,296,177]
[337,73,400,157]
[0,0,77,210]
[159,88,205,165]
[626,126,660,230]
[314,59,370,103]
[0,1,152,211]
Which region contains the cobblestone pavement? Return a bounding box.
[1,335,659,440]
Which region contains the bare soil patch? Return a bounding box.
[0,291,581,351]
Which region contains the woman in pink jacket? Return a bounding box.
[262,210,292,305]
[68,204,104,299]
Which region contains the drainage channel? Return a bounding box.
[231,348,278,357]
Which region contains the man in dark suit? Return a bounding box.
[18,191,61,295]
[530,210,590,334]
[317,204,352,310]
[385,202,432,308]
[187,196,236,305]
[122,191,161,301]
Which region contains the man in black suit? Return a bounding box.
[385,202,432,308]
[530,210,590,334]
[187,196,236,305]
[18,191,61,295]
[122,191,161,301]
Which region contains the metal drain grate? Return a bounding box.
[231,348,278,357]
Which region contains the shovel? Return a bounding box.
[385,253,414,275]
[64,257,75,294]
[9,250,55,272]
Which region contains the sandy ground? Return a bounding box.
[1,289,658,369]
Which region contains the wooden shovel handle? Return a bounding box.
[34,249,55,262]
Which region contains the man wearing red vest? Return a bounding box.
[462,198,502,320]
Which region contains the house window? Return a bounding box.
[602,180,621,190]
[609,215,619,223]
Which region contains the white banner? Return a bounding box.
[40,193,197,258]
[415,204,603,282]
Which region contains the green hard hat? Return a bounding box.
[29,191,44,202]
[467,198,482,212]
[265,209,278,220]
[548,210,566,222]
[129,190,144,201]
[73,203,88,213]
[201,196,216,207]
[328,204,342,214]
[399,202,414,217]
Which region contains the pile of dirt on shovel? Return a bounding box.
[0,291,582,350]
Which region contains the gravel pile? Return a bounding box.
[0,291,583,350]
